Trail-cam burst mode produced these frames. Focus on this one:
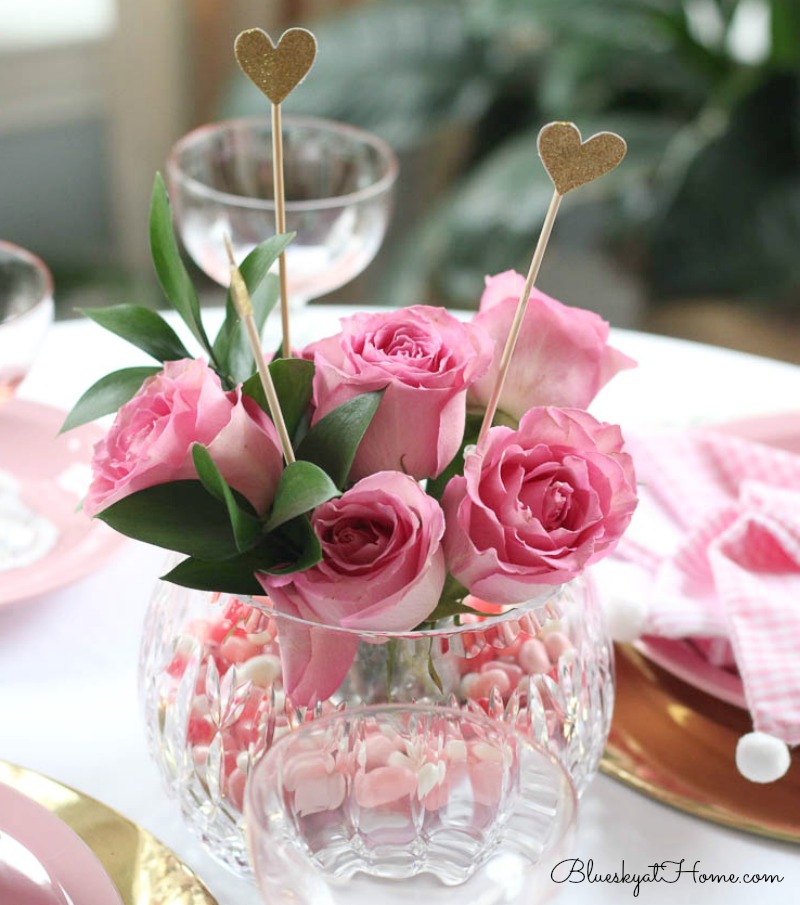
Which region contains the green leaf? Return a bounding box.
[417,573,473,626]
[241,373,268,411]
[261,515,322,575]
[265,460,340,531]
[270,358,315,438]
[164,512,323,591]
[191,444,263,552]
[163,556,266,596]
[79,305,192,364]
[421,595,477,626]
[217,274,279,385]
[295,390,384,487]
[149,173,213,356]
[213,233,294,383]
[96,481,242,560]
[61,366,161,432]
[242,357,315,444]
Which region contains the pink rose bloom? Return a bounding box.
[468,270,635,419]
[258,472,446,705]
[442,406,637,604]
[304,306,492,480]
[85,358,283,516]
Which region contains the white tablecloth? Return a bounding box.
[2,305,799,904]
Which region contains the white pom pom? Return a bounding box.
[735,732,791,783]
[602,594,648,643]
[593,560,649,642]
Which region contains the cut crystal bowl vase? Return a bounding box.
[139,572,613,873]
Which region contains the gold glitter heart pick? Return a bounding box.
[234,27,317,105]
[537,122,627,195]
[478,120,627,445]
[233,26,318,359]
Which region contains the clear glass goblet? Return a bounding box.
[245,703,577,905]
[0,241,55,572]
[0,241,54,405]
[167,116,398,305]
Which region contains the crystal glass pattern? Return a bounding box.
[139,575,613,872]
[246,704,577,905]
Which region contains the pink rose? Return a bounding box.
[468,270,635,419]
[85,358,283,516]
[304,306,492,480]
[442,406,637,604]
[258,472,446,705]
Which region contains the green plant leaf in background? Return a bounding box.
[149,173,214,360]
[387,115,673,308]
[60,366,162,432]
[770,0,800,68]
[265,460,340,531]
[78,305,192,364]
[649,74,800,304]
[213,232,295,384]
[96,481,243,561]
[220,0,800,315]
[191,444,263,552]
[295,390,384,488]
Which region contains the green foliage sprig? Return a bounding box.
[65,175,385,595]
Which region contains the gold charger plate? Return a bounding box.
[0,761,218,905]
[601,644,800,844]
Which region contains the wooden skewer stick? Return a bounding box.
[271,102,291,360]
[224,235,295,464]
[477,189,562,446]
[234,27,318,360]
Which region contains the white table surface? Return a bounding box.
[2,304,799,904]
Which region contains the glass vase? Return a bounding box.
[139,572,613,873]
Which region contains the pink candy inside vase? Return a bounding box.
[160,594,576,817]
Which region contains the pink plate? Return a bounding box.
[634,636,747,709]
[0,399,126,607]
[0,781,123,905]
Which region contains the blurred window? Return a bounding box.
[0,0,115,50]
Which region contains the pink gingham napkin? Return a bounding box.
[605,430,800,747]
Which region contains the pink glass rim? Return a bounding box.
[0,240,54,323]
[245,700,579,813]
[167,115,399,214]
[242,577,581,642]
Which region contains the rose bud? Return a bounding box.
[303,306,492,480]
[468,270,635,421]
